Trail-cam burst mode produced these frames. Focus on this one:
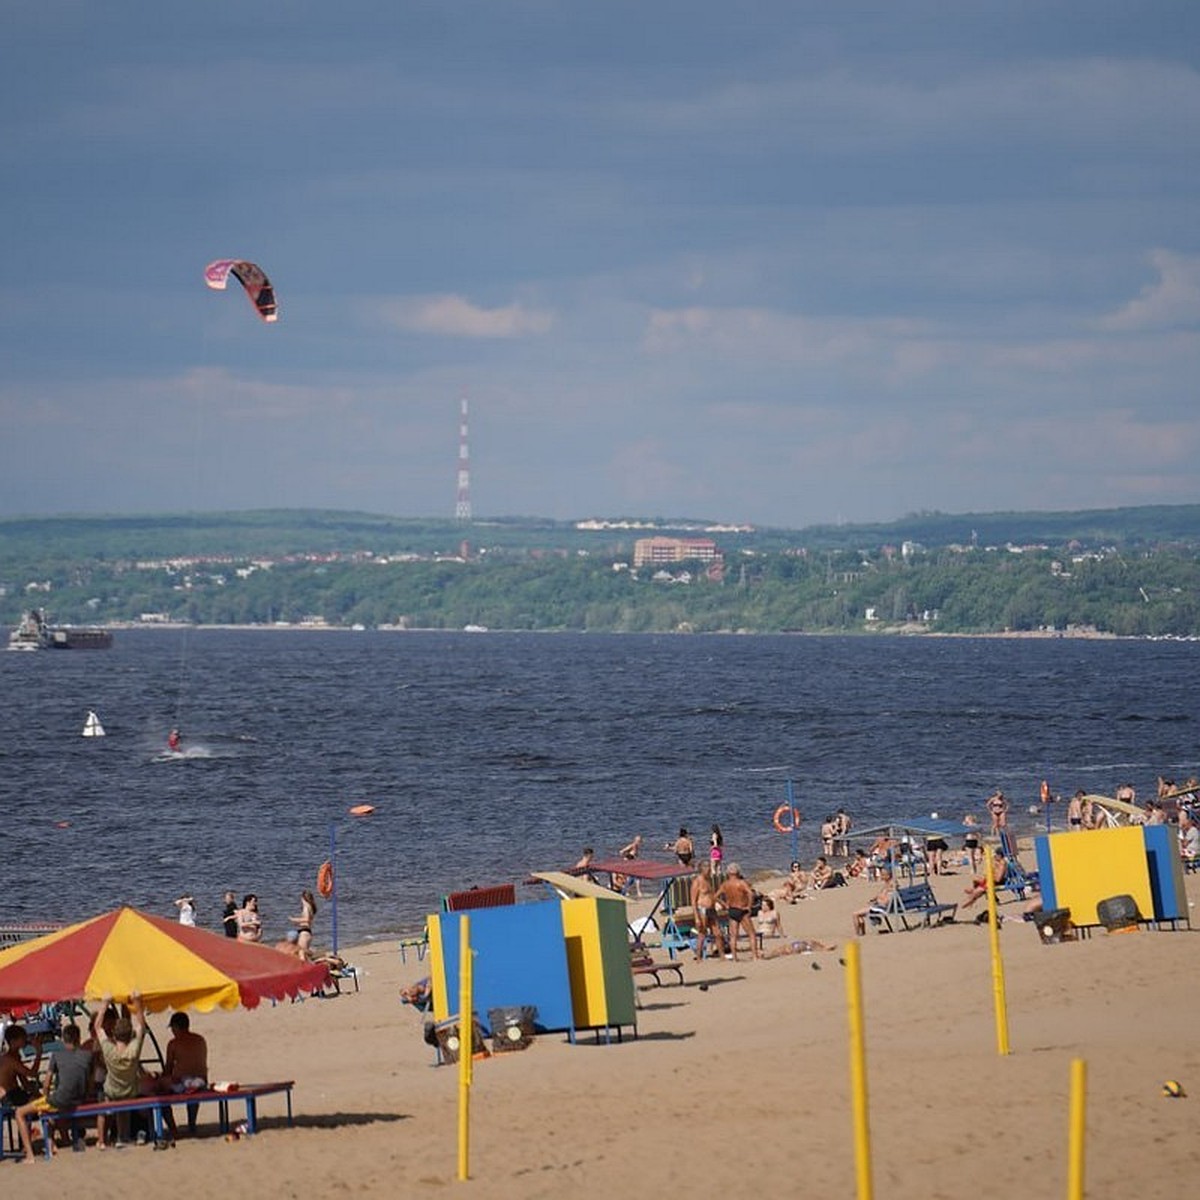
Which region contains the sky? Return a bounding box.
[3,1,1199,529]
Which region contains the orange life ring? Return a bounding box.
[317,860,334,899]
[1040,780,1051,805]
[772,804,801,834]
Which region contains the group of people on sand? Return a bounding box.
[1,993,210,1163]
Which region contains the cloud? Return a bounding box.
[383,294,555,338]
[1098,250,1200,332]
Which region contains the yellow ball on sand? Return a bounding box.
[1162,1080,1186,1098]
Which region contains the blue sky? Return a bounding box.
[3,2,1198,528]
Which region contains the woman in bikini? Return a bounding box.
[290,889,317,957]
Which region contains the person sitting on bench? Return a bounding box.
[852,871,894,936]
[14,1022,93,1163]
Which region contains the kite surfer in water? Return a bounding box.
[167,728,182,753]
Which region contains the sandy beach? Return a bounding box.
[9,865,1198,1199]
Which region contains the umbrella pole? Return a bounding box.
[329,822,339,957]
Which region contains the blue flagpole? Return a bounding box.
[329,821,339,956]
[787,778,799,864]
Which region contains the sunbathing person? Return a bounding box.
[400,978,433,1010]
[772,861,809,905]
[959,851,1007,911]
[852,871,894,936]
[763,937,837,958]
[755,896,785,942]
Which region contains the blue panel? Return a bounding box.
[434,901,575,1036]
[1034,836,1057,911]
[1143,824,1186,920]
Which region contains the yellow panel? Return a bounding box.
[1047,826,1153,925]
[561,898,607,1027]
[427,913,448,1022]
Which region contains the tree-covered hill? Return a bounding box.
[2,505,1199,635]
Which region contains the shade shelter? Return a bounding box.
[582,859,698,958]
[0,906,329,1015]
[851,817,978,882]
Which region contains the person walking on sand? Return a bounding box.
[716,863,760,961]
[690,861,727,961]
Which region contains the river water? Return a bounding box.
[2,630,1195,946]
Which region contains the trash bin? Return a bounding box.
[434,1014,488,1064]
[487,1005,537,1053]
[1035,909,1075,944]
[1097,894,1140,931]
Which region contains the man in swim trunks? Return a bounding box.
[157,1012,208,1139]
[716,863,760,961]
[690,861,727,961]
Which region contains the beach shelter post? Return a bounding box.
[983,845,1011,1056]
[328,821,340,956]
[457,913,472,1182]
[787,778,800,865]
[843,941,873,1200]
[1066,1058,1086,1200]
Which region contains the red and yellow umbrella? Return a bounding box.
[0,907,329,1016]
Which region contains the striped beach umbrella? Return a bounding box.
[0,907,329,1016]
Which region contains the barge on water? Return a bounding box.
[7,609,114,651]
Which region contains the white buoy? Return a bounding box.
[82,710,105,738]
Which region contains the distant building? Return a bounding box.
[633,537,721,568]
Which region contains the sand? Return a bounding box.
[10,868,1198,1199]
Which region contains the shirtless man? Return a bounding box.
[669,828,694,867]
[0,1024,44,1108]
[853,871,894,936]
[1067,790,1085,830]
[690,861,728,961]
[960,851,1007,911]
[158,1012,208,1138]
[715,863,760,961]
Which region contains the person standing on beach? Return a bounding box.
[834,808,852,857]
[174,895,196,926]
[986,789,1009,834]
[221,890,239,937]
[289,889,317,958]
[716,863,760,961]
[670,828,694,867]
[236,894,263,943]
[1067,790,1085,830]
[709,824,724,875]
[690,861,727,961]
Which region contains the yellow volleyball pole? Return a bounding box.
[457,913,472,1182]
[984,845,1011,1056]
[1066,1058,1087,1200]
[843,941,874,1200]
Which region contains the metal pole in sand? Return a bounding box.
[984,844,1011,1056]
[786,778,800,865]
[457,913,473,1182]
[1066,1058,1086,1200]
[843,941,873,1200]
[328,822,339,957]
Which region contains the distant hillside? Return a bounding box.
[2,502,1199,563]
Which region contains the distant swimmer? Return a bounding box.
[167,729,182,753]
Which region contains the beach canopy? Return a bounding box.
[851,817,976,841]
[0,906,329,1016]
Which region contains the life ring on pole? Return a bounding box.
[1040,780,1051,805]
[772,804,801,834]
[317,860,335,899]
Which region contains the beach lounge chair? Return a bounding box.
[399,926,429,963]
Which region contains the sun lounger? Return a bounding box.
[399,926,429,963]
[869,882,956,932]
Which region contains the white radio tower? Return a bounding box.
[455,396,472,520]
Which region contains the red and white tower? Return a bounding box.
[455,396,472,520]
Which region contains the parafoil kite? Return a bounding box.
[204,259,278,323]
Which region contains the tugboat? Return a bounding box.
[7,609,113,651]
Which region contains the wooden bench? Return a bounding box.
[31,1081,295,1158]
[869,883,957,932]
[630,952,685,987]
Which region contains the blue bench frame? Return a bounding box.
[869,883,957,932]
[26,1081,294,1159]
